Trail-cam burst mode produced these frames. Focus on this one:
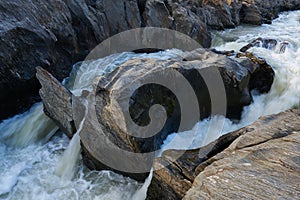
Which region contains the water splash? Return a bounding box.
[131,169,153,200]
[55,133,81,181]
[163,10,300,150]
[0,103,58,148]
[0,10,299,200]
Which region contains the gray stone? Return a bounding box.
[36,67,75,138]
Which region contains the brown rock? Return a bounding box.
[184,109,300,199]
[79,49,272,181]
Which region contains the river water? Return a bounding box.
[0,10,299,200]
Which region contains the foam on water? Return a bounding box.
[0,103,58,148]
[0,10,299,200]
[0,49,185,200]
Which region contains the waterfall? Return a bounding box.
[0,103,58,148]
[55,132,81,181]
[131,169,153,200]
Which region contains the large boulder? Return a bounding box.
[146,109,300,199]
[184,109,300,199]
[240,37,290,54]
[0,0,141,120]
[36,48,274,181]
[69,49,273,180]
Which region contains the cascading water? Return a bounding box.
[0,10,299,200]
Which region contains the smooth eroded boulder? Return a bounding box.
[36,48,275,181]
[77,49,274,180]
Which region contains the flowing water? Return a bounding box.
[0,10,299,200]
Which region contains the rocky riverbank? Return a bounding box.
[1,0,300,120]
[36,47,275,181]
[147,109,300,199]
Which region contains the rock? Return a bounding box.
[146,109,300,199]
[238,37,291,55]
[1,0,297,121]
[143,0,212,48]
[235,52,275,93]
[240,2,263,25]
[240,0,300,25]
[0,0,141,121]
[36,67,75,138]
[36,49,274,181]
[0,0,75,121]
[184,109,300,199]
[245,0,300,24]
[75,49,274,180]
[200,0,243,29]
[240,37,278,52]
[212,48,275,94]
[146,128,245,200]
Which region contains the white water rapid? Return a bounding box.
[0,10,299,200]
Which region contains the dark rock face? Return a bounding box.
[147,109,300,200]
[143,0,212,48]
[0,0,141,121]
[243,0,300,24]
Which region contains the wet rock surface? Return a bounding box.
[147,109,300,199]
[36,48,274,181]
[79,49,256,180]
[240,37,290,53]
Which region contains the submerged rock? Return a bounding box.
[239,37,290,54]
[147,109,300,199]
[240,38,279,52]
